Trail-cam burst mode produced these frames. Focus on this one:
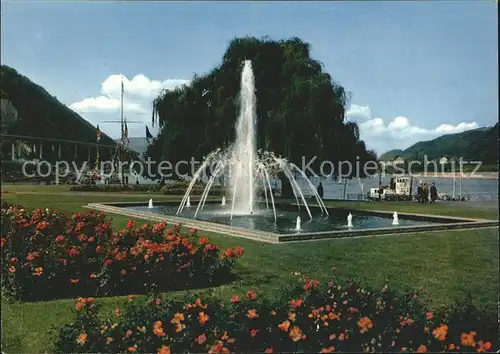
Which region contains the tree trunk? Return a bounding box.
[280,174,294,199]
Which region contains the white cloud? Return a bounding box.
[69,74,189,139]
[70,96,146,113]
[345,103,479,154]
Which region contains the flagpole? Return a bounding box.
[120,77,125,185]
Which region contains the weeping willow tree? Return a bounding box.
[149,36,376,192]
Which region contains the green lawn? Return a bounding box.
[1,184,499,353]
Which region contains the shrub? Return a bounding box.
[1,203,243,301]
[55,276,498,353]
[69,181,225,196]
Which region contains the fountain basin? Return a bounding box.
[85,201,498,243]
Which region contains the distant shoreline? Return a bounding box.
[389,172,498,180]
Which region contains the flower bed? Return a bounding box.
[1,203,243,301]
[69,181,226,196]
[56,277,498,353]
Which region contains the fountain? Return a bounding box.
[186,197,191,207]
[148,199,153,209]
[295,216,301,231]
[392,212,399,225]
[347,213,353,228]
[176,60,329,222]
[221,196,226,206]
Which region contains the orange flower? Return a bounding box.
[199,312,210,325]
[476,341,492,353]
[196,333,207,345]
[270,310,276,316]
[290,298,304,308]
[288,312,296,321]
[328,312,340,321]
[194,298,208,308]
[279,320,291,332]
[416,345,428,353]
[289,326,306,342]
[75,302,84,311]
[153,321,166,337]
[358,317,373,334]
[106,337,114,344]
[158,346,171,354]
[321,347,335,353]
[460,331,476,347]
[70,278,79,284]
[89,273,97,279]
[449,344,456,350]
[171,312,185,324]
[128,295,136,301]
[175,323,185,333]
[76,333,87,345]
[432,324,448,341]
[230,295,240,303]
[247,309,259,319]
[127,344,137,352]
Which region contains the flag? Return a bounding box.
[146,125,153,142]
[96,124,101,142]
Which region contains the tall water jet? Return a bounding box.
[347,213,353,228]
[229,60,257,215]
[186,197,191,207]
[221,196,226,206]
[148,199,153,209]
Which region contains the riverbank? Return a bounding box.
[387,172,498,180]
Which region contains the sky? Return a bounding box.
[1,1,497,155]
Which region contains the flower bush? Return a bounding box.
[56,276,498,353]
[1,203,243,301]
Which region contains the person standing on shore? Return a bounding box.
[430,182,438,204]
[417,183,422,203]
[423,183,429,203]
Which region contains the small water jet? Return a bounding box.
[148,199,153,209]
[186,197,191,207]
[392,212,399,225]
[295,216,301,231]
[222,196,226,206]
[347,213,353,228]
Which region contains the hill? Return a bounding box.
[1,65,116,161]
[379,124,498,165]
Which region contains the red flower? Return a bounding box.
[246,290,257,300]
[230,295,240,304]
[104,259,112,267]
[96,245,102,253]
[199,236,209,245]
[68,248,80,258]
[55,235,65,243]
[126,220,135,229]
[190,228,197,234]
[264,349,274,353]
[426,312,433,320]
[196,333,207,345]
[36,221,49,231]
[249,329,259,337]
